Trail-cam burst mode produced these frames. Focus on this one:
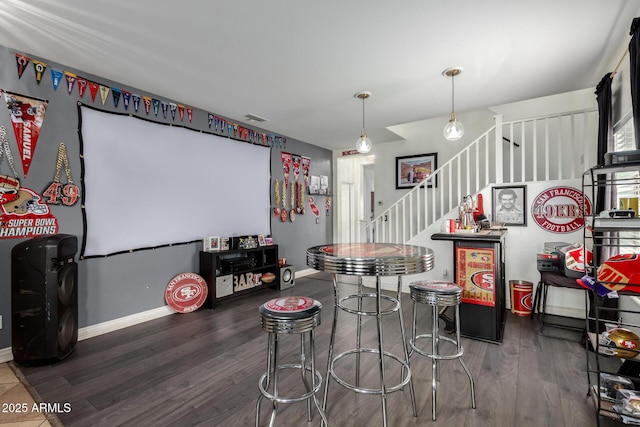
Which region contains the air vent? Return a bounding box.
[244,113,268,123]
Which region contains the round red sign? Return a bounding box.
[531,186,592,233]
[265,296,315,312]
[165,272,208,313]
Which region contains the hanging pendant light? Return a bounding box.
[354,91,372,153]
[443,67,464,141]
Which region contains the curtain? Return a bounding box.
[630,17,640,149]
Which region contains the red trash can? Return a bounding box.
[510,280,533,316]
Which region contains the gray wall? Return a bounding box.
[0,45,332,349]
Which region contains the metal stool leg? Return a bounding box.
[431,303,438,421]
[396,277,417,417]
[355,277,363,387]
[375,276,389,427]
[323,274,340,412]
[310,329,329,427]
[455,304,476,409]
[300,333,312,421]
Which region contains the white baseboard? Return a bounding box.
[295,268,320,279]
[78,306,175,341]
[0,347,12,363]
[0,306,176,363]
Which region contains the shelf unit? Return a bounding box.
[199,245,280,308]
[583,164,640,424]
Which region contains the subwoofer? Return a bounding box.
[279,265,295,290]
[11,234,78,365]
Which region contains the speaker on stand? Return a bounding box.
[11,234,78,365]
[279,265,295,290]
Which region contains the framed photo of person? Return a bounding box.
[203,236,221,252]
[396,153,437,189]
[492,185,527,226]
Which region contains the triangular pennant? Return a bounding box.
[99,85,109,105]
[50,69,63,91]
[152,99,160,117]
[161,102,169,119]
[143,96,152,115]
[33,60,47,84]
[111,88,121,108]
[77,77,88,97]
[15,54,30,79]
[3,91,48,177]
[64,72,77,94]
[88,81,99,102]
[186,107,193,123]
[227,123,232,136]
[169,102,177,120]
[178,104,185,121]
[132,94,141,112]
[122,91,131,110]
[208,113,214,128]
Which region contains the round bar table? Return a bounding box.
[307,243,435,427]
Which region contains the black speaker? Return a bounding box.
[279,265,295,290]
[11,234,78,365]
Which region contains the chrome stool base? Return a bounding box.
[255,296,328,427]
[409,281,476,421]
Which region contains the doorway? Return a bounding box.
[335,154,375,243]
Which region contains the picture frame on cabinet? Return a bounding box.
[204,236,221,252]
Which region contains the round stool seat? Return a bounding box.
[410,281,461,306]
[259,296,322,334]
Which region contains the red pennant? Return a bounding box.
[3,91,48,177]
[88,81,99,102]
[15,54,30,78]
[77,77,88,97]
[178,104,185,121]
[187,107,193,123]
[281,152,292,188]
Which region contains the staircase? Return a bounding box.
[366,109,599,244]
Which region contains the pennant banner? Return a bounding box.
[64,72,77,95]
[77,77,88,97]
[3,90,48,177]
[15,54,30,79]
[281,152,292,189]
[33,60,47,84]
[50,69,63,91]
[302,156,311,189]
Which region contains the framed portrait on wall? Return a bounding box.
[396,153,437,189]
[203,236,221,252]
[492,185,527,226]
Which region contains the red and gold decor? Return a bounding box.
[165,272,208,313]
[42,143,80,206]
[2,90,48,177]
[456,247,496,307]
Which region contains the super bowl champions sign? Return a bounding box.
[531,186,591,233]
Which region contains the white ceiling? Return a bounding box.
[0,0,638,151]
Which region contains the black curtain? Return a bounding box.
[595,73,613,213]
[630,17,640,148]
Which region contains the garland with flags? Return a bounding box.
[13,51,287,149]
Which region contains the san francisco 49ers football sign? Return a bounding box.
[531,186,592,233]
[165,273,208,313]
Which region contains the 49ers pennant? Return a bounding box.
[3,90,48,177]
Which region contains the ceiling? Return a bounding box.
[0,0,638,151]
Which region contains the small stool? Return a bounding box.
[409,281,476,421]
[255,296,328,427]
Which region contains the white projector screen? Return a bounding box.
[79,106,271,257]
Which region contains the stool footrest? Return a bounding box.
[410,334,464,360]
[258,364,323,404]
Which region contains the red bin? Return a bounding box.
[510,280,533,317]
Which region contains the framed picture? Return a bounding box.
[264,237,273,245]
[396,153,437,189]
[492,185,527,226]
[258,235,266,246]
[203,236,221,251]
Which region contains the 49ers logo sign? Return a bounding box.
[531,186,591,233]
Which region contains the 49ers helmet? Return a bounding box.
[602,328,640,359]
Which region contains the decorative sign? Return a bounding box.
[0,187,59,238]
[265,296,315,313]
[456,247,495,307]
[165,272,208,313]
[233,271,263,292]
[531,186,592,233]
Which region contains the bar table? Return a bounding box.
[306,243,435,427]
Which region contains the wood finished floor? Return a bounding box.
[12,272,618,426]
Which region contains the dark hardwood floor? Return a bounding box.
[13,272,617,426]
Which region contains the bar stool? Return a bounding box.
[409,281,476,421]
[255,296,328,427]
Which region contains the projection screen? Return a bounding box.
[79,105,271,257]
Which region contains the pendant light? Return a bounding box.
[443,67,464,141]
[354,91,372,153]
